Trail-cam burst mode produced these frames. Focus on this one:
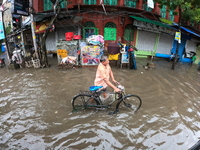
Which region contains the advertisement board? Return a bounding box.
[11,0,29,16]
[81,46,101,66]
[0,12,5,40]
[121,52,129,63]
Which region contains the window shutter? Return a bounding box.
[60,0,67,8]
[161,5,167,18]
[104,28,116,40]
[95,28,99,35]
[104,0,117,5]
[84,0,96,5]
[44,0,53,11]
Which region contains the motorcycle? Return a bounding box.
[0,58,5,68]
[8,44,24,69]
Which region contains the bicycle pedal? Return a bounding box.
[108,110,119,115]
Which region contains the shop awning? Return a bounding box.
[160,18,200,38]
[172,23,200,38]
[159,17,174,25]
[130,16,172,29]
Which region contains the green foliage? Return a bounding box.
[5,25,11,35]
[154,0,200,23]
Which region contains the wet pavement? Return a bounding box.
[0,55,199,150]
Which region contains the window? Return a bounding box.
[161,5,167,18]
[83,0,96,5]
[104,0,118,6]
[83,21,99,39]
[44,0,52,11]
[104,22,116,41]
[44,0,67,11]
[124,0,137,8]
[124,24,134,42]
[143,0,152,11]
[169,10,174,21]
[60,0,67,8]
[190,21,195,27]
[169,3,174,21]
[84,21,95,27]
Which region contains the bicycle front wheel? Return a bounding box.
[72,94,98,111]
[122,95,142,112]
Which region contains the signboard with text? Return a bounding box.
[11,0,29,16]
[0,12,5,40]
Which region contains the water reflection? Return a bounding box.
[0,58,199,149]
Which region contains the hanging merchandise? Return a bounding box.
[107,43,120,54]
[86,35,104,46]
[81,46,101,66]
[108,53,119,61]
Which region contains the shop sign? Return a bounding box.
[175,32,181,43]
[121,52,129,64]
[0,12,5,40]
[134,20,174,35]
[11,0,29,16]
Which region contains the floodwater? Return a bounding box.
[0,56,199,150]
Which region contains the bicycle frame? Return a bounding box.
[72,85,142,114]
[87,89,126,111]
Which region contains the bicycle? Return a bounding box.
[71,84,142,115]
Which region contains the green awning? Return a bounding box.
[130,16,172,29]
[159,17,175,25]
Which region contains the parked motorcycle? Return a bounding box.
[9,44,24,69]
[0,58,5,68]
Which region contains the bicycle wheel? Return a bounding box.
[122,94,142,112]
[72,94,98,111]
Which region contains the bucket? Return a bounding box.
[32,58,40,68]
[1,44,5,52]
[73,35,81,40]
[65,32,74,41]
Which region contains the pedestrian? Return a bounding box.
[191,53,196,66]
[94,55,121,100]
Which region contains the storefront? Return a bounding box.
[130,16,175,57]
[156,32,174,58]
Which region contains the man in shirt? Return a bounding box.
[94,55,120,93]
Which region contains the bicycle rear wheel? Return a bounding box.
[122,95,142,112]
[72,94,98,111]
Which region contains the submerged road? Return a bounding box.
[0,57,199,149]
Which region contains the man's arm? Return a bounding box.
[110,69,118,84]
[103,78,120,92]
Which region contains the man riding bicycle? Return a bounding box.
[94,55,121,99]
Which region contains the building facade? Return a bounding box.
[21,0,200,63]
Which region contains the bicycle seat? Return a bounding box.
[89,86,103,91]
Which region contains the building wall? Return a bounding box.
[3,1,12,27]
[31,0,199,59]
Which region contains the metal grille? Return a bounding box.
[156,33,173,54]
[137,30,157,52]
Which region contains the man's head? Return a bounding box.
[100,55,109,66]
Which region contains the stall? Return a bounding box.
[56,40,78,69]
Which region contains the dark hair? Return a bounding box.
[100,55,108,62]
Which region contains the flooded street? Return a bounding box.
[0,57,200,150]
